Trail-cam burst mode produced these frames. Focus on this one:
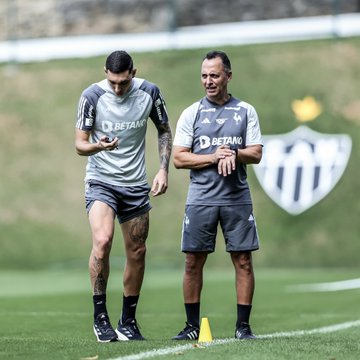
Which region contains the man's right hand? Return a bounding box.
[98,136,119,151]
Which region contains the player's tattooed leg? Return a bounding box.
[91,255,109,295]
[128,213,149,244]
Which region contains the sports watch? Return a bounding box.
[229,144,238,153]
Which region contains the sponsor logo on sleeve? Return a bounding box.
[85,118,94,127]
[154,98,164,120]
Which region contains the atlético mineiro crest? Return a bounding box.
[253,126,352,215]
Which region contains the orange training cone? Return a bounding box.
[198,317,213,343]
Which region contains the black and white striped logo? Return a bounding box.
[253,126,352,215]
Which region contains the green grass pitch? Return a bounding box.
[1,267,359,360]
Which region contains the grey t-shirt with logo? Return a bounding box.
[76,77,168,186]
[173,96,263,206]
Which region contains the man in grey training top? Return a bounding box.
[172,50,262,340]
[75,50,172,342]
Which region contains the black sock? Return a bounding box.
[236,304,252,328]
[93,294,107,319]
[121,294,139,323]
[185,302,200,328]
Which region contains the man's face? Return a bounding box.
[105,68,136,96]
[201,57,231,103]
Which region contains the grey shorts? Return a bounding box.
[181,204,260,253]
[85,179,152,223]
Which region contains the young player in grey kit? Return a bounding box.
[75,50,172,342]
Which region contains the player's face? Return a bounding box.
[105,69,136,96]
[201,57,232,104]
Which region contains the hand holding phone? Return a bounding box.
[99,136,119,151]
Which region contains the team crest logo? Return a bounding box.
[253,126,352,215]
[233,113,242,124]
[216,118,227,125]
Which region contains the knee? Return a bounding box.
[93,233,113,256]
[128,244,147,264]
[184,254,204,276]
[233,252,253,274]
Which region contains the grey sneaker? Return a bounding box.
[115,318,145,341]
[172,322,200,340]
[235,322,256,339]
[93,313,118,343]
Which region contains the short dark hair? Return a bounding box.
[105,50,133,73]
[203,50,231,73]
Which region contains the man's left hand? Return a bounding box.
[218,150,236,176]
[151,169,168,196]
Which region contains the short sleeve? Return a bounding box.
[173,102,200,148]
[76,84,104,131]
[246,104,263,146]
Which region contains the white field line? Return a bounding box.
[287,278,360,292]
[5,310,88,317]
[108,320,360,360]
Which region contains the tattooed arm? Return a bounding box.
[151,122,172,196]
